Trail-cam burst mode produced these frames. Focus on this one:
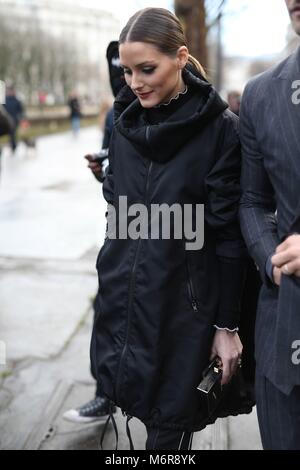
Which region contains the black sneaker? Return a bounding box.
[63,396,116,423]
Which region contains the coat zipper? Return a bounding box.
[115,127,153,405]
[186,257,199,312]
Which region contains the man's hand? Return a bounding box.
[273,266,282,286]
[272,234,300,278]
[84,154,103,179]
[210,330,243,385]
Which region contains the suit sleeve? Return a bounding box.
[205,111,247,330]
[239,81,279,286]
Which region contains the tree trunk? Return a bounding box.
[174,0,207,69]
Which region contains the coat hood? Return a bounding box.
[114,65,228,163]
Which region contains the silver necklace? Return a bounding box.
[154,85,188,108]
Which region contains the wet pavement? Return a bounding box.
[0,128,105,449]
[0,128,262,450]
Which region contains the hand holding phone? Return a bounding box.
[84,153,104,179]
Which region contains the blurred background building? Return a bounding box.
[0,0,120,105]
[0,0,298,107]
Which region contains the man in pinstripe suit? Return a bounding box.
[239,0,300,450]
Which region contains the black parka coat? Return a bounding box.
[91,66,251,432]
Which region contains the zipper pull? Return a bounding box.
[192,300,199,312]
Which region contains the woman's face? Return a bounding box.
[119,42,188,108]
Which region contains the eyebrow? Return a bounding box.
[121,61,156,68]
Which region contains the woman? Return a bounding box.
[91,7,249,450]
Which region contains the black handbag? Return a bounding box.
[197,357,223,416]
[197,258,260,421]
[197,358,256,423]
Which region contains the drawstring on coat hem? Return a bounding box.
[99,404,135,450]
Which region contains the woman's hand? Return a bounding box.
[210,329,243,385]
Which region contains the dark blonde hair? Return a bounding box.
[119,7,206,78]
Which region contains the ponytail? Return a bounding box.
[187,54,207,79]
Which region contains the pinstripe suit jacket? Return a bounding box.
[239,45,300,395]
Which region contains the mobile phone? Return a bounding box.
[92,148,109,164]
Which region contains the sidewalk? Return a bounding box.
[1,296,262,450]
[0,128,262,450]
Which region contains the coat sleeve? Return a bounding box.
[205,111,247,330]
[102,127,115,206]
[101,128,115,243]
[102,108,114,150]
[239,81,279,286]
